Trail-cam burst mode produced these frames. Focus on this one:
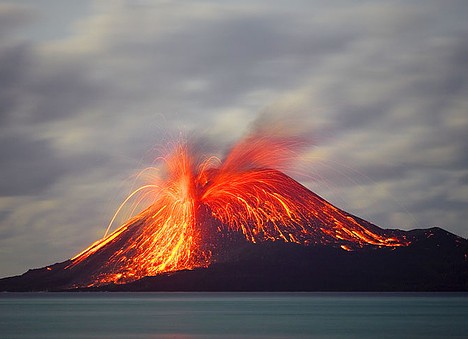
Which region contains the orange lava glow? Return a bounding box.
[68,133,409,286]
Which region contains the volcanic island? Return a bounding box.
[1,134,467,291]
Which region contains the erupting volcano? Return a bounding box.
[64,132,408,288]
[1,131,466,292]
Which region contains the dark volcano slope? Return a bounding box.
[0,169,419,291]
[1,218,466,291]
[6,227,460,292]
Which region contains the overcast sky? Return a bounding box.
[1,0,467,277]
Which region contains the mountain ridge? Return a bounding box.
[1,224,466,292]
[1,168,466,292]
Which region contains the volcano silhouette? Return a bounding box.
[1,169,467,292]
[1,134,467,291]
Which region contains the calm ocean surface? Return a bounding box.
[0,292,466,338]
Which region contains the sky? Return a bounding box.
[0,0,467,278]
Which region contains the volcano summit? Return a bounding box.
[1,134,466,291]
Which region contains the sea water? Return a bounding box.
[0,292,467,338]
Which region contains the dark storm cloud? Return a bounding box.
[27,64,104,123]
[0,7,71,197]
[0,45,111,197]
[0,43,31,123]
[0,134,67,195]
[0,126,113,197]
[97,6,357,114]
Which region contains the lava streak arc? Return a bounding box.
[68,134,409,287]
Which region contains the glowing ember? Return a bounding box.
[68,133,409,287]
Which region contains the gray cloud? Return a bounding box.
[0,134,68,195]
[0,43,32,124]
[0,3,35,39]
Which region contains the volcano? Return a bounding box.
[1,135,467,291]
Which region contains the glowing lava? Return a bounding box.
[68,134,409,287]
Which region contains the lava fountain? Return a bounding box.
[67,133,409,287]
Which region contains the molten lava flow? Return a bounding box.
[69,143,210,285]
[69,133,409,287]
